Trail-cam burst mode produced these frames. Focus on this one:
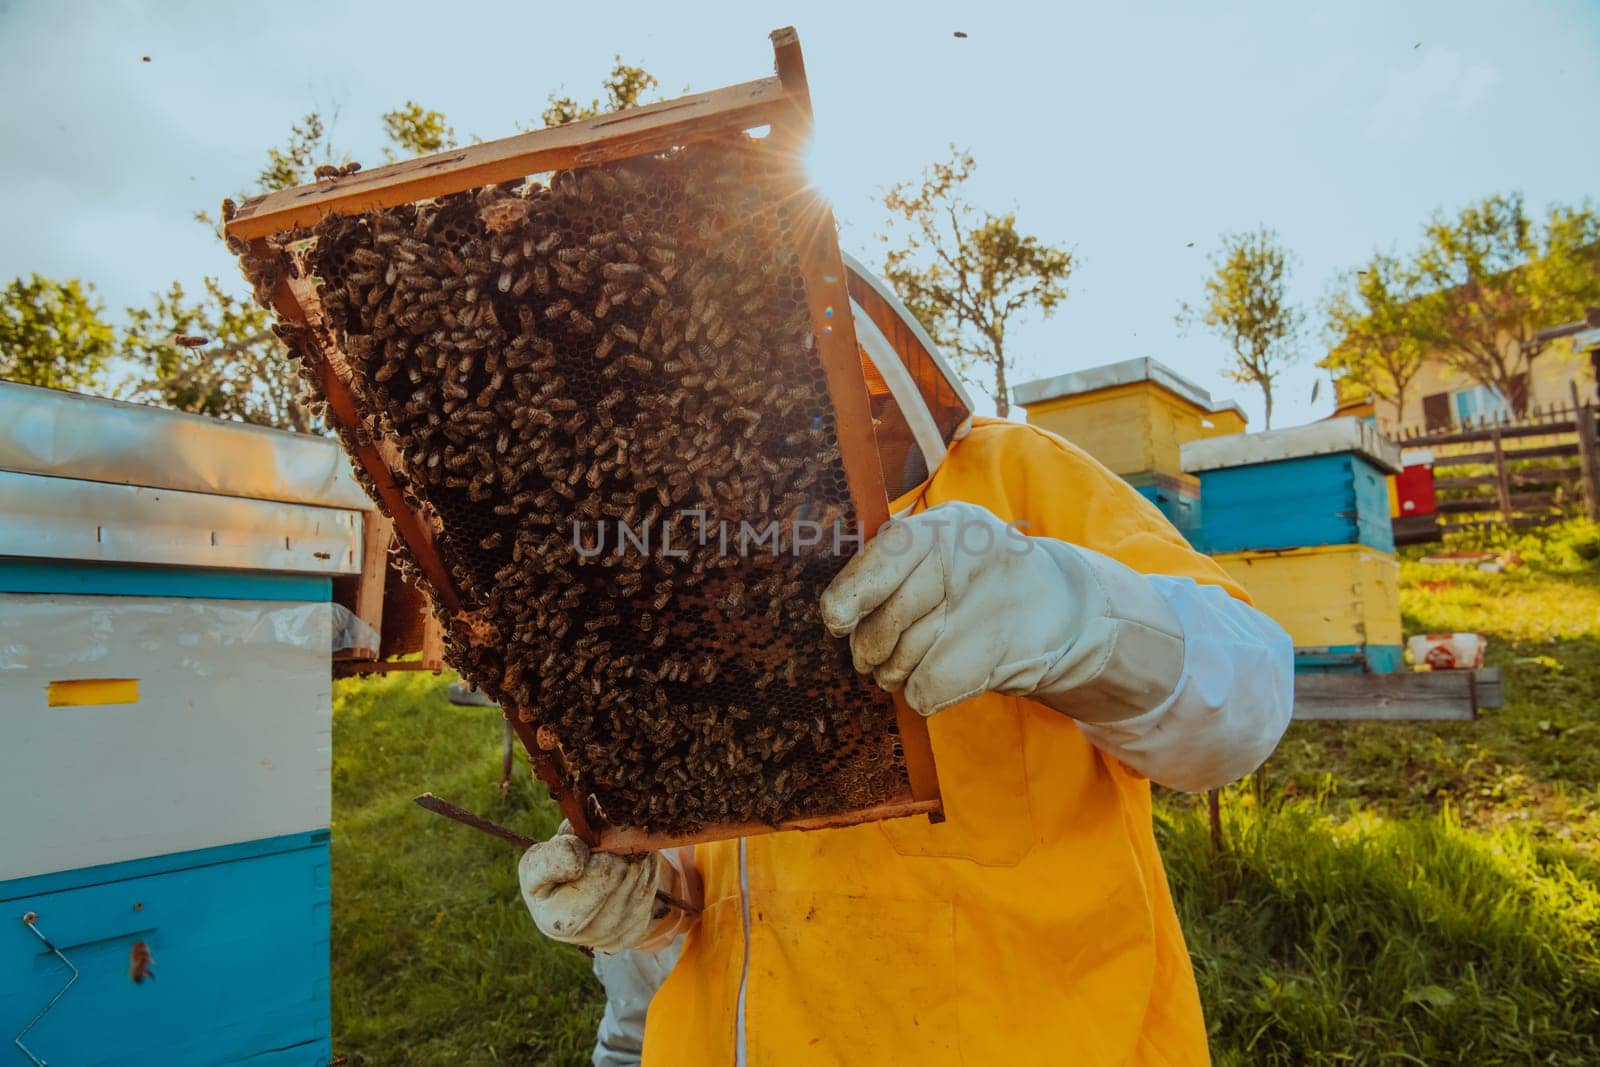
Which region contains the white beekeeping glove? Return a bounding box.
[518,823,677,954]
[819,500,1186,722]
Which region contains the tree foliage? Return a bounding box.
[257,111,342,193]
[381,102,457,159]
[1411,193,1600,413]
[0,274,117,392]
[1322,253,1430,418]
[880,148,1072,417]
[96,63,666,430]
[1180,228,1302,429]
[123,278,314,432]
[146,100,456,431]
[541,58,660,127]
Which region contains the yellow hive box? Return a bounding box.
[1212,543,1402,650]
[1014,357,1245,479]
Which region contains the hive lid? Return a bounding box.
[1012,356,1245,419]
[1180,416,1403,474]
[0,379,369,510]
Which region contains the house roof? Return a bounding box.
[1535,307,1600,345]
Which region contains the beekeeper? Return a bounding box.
[517,258,1295,1065]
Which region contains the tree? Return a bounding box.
[381,102,457,159]
[880,148,1072,417]
[541,58,660,126]
[148,57,662,431]
[0,274,116,391]
[123,278,315,433]
[1180,228,1302,429]
[1411,193,1600,414]
[258,111,342,192]
[1322,253,1430,421]
[168,105,452,431]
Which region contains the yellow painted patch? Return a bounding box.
[46,678,139,707]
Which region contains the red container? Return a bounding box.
[1394,452,1436,518]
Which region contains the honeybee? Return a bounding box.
[172,334,209,349]
[129,941,156,984]
[313,161,361,182]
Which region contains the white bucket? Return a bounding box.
[1407,632,1486,671]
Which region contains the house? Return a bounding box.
[1329,307,1600,435]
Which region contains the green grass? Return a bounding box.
[1163,802,1600,1065]
[331,671,600,1064]
[1259,524,1600,856]
[329,521,1600,1063]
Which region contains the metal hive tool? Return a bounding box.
[224,28,942,851]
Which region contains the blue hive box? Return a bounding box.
[1180,417,1402,555]
[0,381,365,1065]
[1124,470,1203,543]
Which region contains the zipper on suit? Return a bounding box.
[734,837,750,1066]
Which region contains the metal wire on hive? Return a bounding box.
[224,28,942,851]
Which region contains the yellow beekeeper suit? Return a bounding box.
[523,417,1296,1065]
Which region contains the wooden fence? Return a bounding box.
[1396,385,1600,536]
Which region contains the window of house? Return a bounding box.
[1421,391,1452,432]
[1453,385,1508,423]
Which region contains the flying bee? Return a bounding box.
[172,334,209,349]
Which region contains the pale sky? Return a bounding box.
[2,0,1596,428]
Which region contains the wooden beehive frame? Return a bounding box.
[229,27,942,850]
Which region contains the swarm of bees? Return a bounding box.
[232,140,909,834]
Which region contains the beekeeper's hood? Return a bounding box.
[840,253,974,503]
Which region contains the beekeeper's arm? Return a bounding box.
[518,831,698,953]
[819,500,1293,791]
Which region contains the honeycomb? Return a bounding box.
[235,138,913,835]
